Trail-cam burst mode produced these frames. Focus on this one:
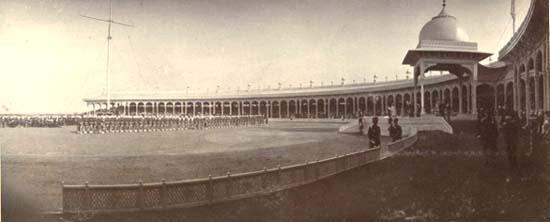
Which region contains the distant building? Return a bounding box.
[84,0,549,119]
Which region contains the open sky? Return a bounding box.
[0,0,529,113]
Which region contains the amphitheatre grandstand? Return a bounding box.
[1,0,549,221]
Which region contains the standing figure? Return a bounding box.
[390,118,403,142]
[479,111,498,166]
[501,111,519,170]
[367,117,381,148]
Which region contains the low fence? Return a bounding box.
[61,128,418,214]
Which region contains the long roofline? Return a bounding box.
[84,75,459,102]
[498,0,537,59]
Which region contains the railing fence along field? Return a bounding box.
[62,127,418,214]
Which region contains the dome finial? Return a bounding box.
[442,0,446,8]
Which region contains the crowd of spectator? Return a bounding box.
[477,108,550,175]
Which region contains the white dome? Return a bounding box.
[419,8,470,42]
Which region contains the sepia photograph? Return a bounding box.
[1,0,549,221]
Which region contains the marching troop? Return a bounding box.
[0,115,80,128]
[76,115,268,134]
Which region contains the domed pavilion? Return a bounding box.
[403,0,491,115]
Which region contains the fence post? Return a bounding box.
[84,181,90,211]
[208,175,213,203]
[137,180,144,210]
[161,179,167,209]
[226,172,232,199]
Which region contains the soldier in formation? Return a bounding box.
[76,115,267,135]
[0,115,80,128]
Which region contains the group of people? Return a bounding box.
[359,115,403,148]
[76,115,268,134]
[0,115,80,128]
[478,109,550,174]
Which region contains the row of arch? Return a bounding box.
[89,83,474,118]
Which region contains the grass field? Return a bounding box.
[2,120,387,214]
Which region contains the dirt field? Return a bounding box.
[1,120,386,214]
[4,120,550,222]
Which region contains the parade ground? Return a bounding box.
[2,120,384,214]
[2,119,550,221]
[55,120,550,222]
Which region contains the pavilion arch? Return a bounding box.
[317,99,326,118]
[145,102,153,114]
[251,101,259,115]
[395,94,402,116]
[345,97,354,117]
[166,102,174,114]
[387,95,394,108]
[462,85,469,113]
[271,101,280,118]
[337,98,345,117]
[444,88,451,104]
[259,101,267,116]
[476,84,495,111]
[366,96,374,115]
[309,99,317,118]
[241,101,249,115]
[175,102,182,114]
[374,96,382,116]
[506,82,514,110]
[452,87,459,113]
[186,102,194,115]
[358,97,366,113]
[328,98,337,118]
[538,75,544,110]
[137,102,145,114]
[536,51,543,72]
[301,99,309,116]
[158,102,165,114]
[229,101,239,116]
[281,100,288,118]
[432,90,439,106]
[214,102,222,115]
[496,84,505,108]
[288,100,296,117]
[528,76,535,110]
[423,91,431,114]
[528,58,534,71]
[129,102,137,115]
[519,64,526,74]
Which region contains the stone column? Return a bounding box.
[277,101,281,118]
[268,101,272,117]
[372,96,378,116]
[526,74,531,116]
[307,100,310,118]
[534,71,540,111]
[326,98,330,117]
[315,100,318,118]
[471,63,478,114]
[458,86,463,114]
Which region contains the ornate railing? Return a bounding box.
[61,128,418,214]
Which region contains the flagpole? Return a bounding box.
[106,0,112,111]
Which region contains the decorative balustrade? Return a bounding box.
[61,128,418,214]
